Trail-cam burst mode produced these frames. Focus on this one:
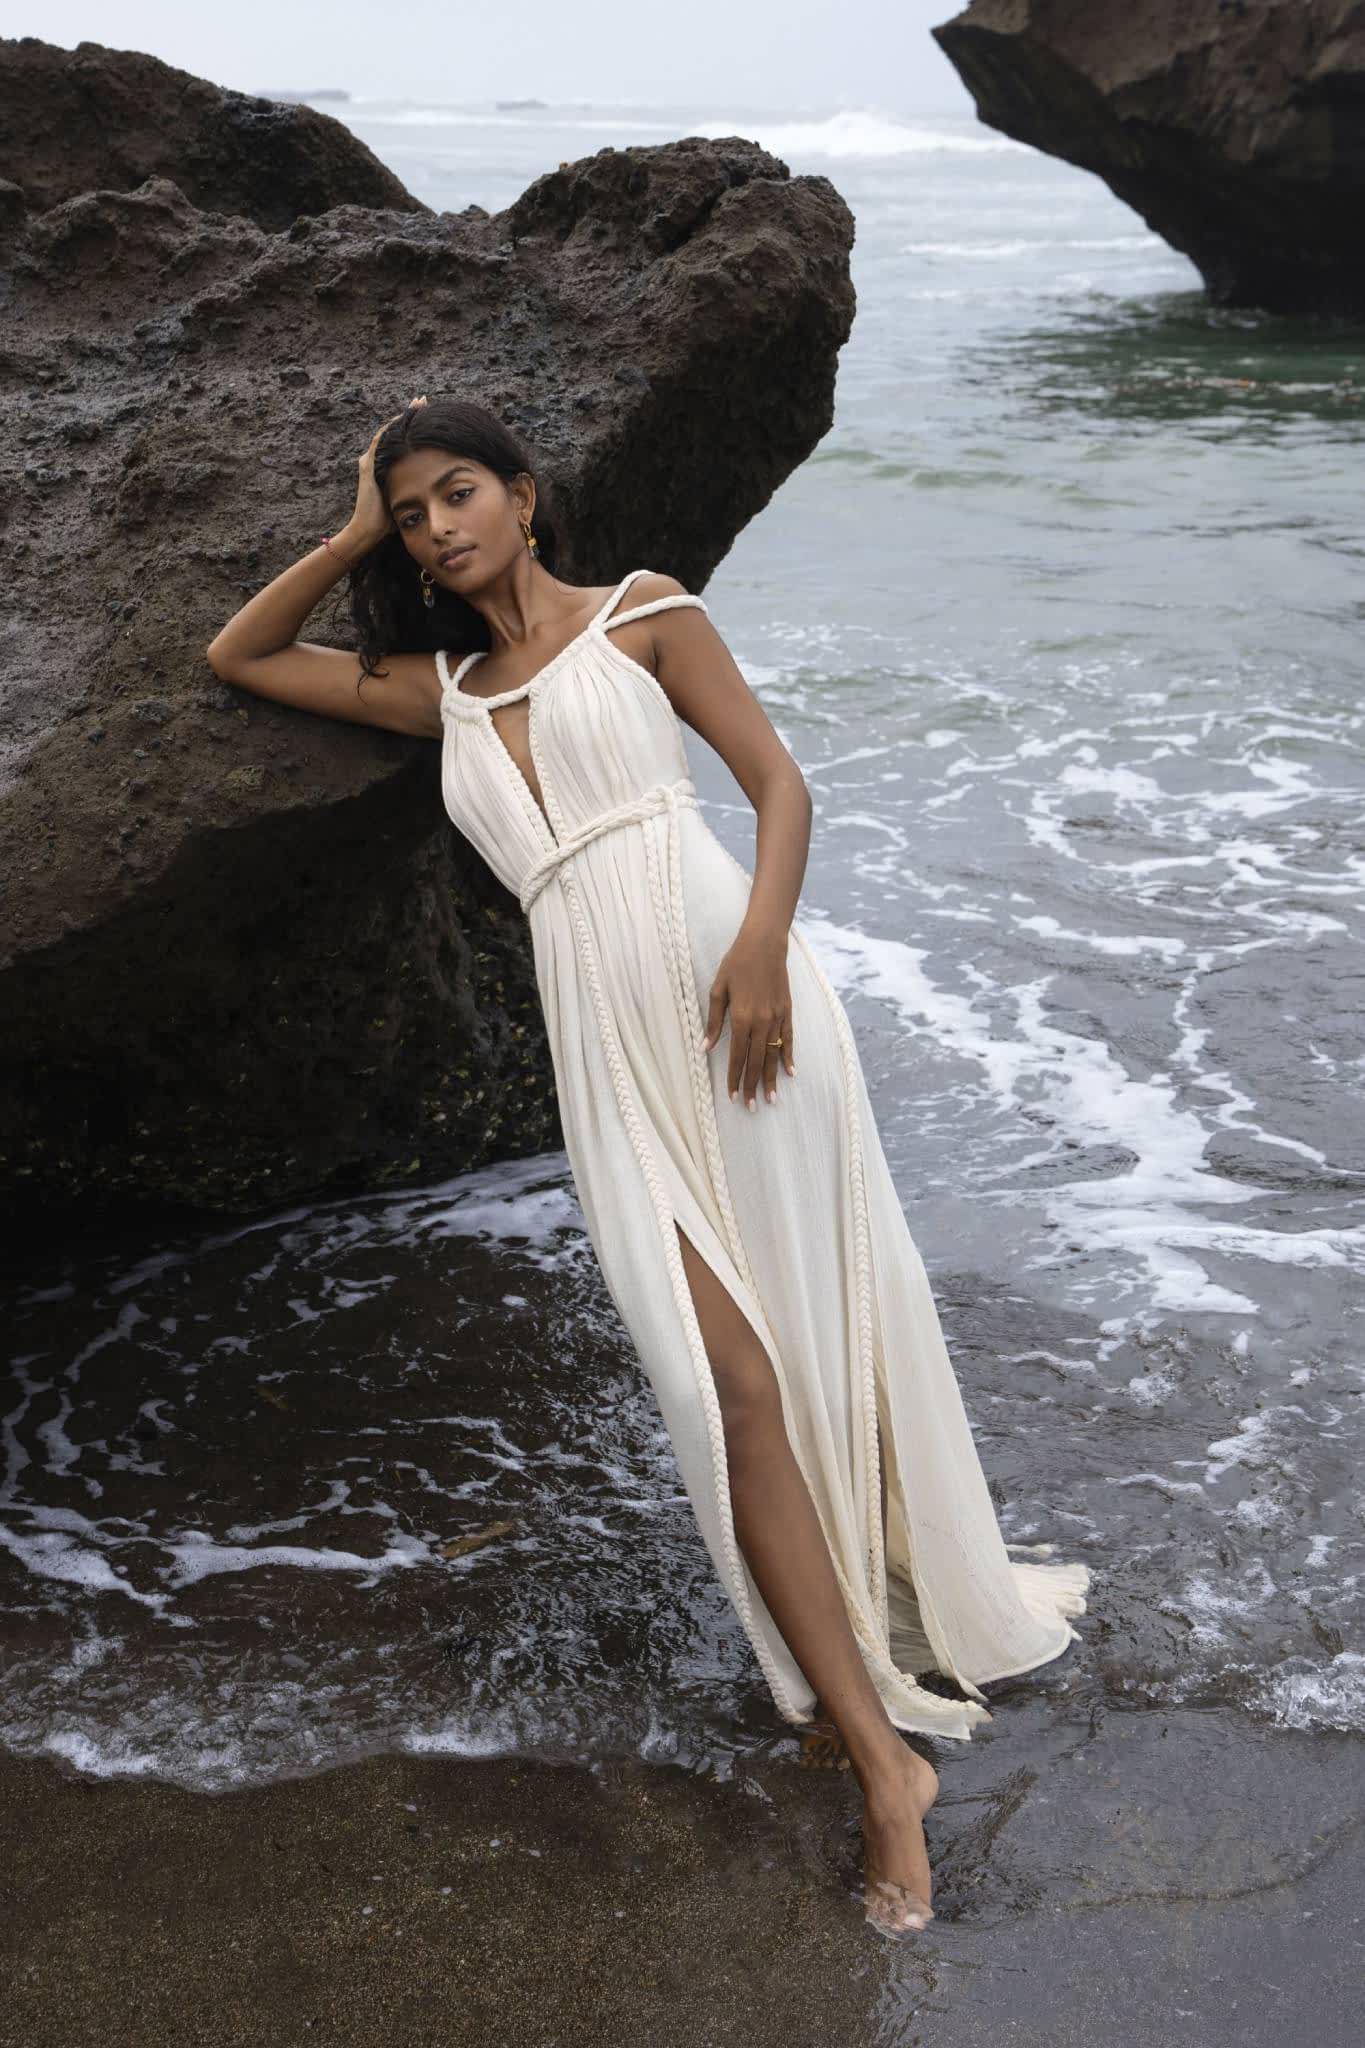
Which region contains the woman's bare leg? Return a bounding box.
[675,1225,938,1931]
[805,1436,891,1769]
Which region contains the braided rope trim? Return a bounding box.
[553,840,805,1721]
[639,799,894,1673]
[602,592,710,629]
[789,913,886,1631]
[520,779,696,914]
[528,752,803,1717]
[704,832,999,1720]
[670,820,886,1632]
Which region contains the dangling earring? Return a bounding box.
[521,518,540,558]
[419,567,436,609]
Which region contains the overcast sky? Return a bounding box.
[19,2,976,112]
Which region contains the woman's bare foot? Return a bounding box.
[859,1743,940,1935]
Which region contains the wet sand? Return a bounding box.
[3,1706,1358,2047]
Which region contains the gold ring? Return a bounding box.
[766,1038,783,1047]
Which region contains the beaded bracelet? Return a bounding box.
[320,534,352,565]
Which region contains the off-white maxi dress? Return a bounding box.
[436,568,1091,1741]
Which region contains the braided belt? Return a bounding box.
[518,775,699,915]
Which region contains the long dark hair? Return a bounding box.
[342,398,565,683]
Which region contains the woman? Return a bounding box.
[206,395,1091,1936]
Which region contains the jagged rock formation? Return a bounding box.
[0,36,423,227]
[0,41,856,1227]
[933,0,1365,315]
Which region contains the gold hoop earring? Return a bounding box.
[521,519,540,558]
[419,567,436,609]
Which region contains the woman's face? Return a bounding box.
[385,449,529,595]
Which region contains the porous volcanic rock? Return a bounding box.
[0,36,424,228]
[0,71,856,1227]
[933,0,1365,315]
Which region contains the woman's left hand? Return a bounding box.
[701,928,795,1108]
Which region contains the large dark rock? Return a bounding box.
[0,52,856,1228]
[0,36,424,228]
[933,0,1365,315]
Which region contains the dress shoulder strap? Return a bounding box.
[598,569,709,632]
[593,568,653,627]
[605,594,708,628]
[434,646,485,704]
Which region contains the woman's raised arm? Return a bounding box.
[205,399,443,740]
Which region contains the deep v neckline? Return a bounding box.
[488,691,555,838]
[441,569,654,843]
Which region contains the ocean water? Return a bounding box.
[3,102,1363,1790]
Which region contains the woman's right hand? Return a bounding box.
[341,395,429,559]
